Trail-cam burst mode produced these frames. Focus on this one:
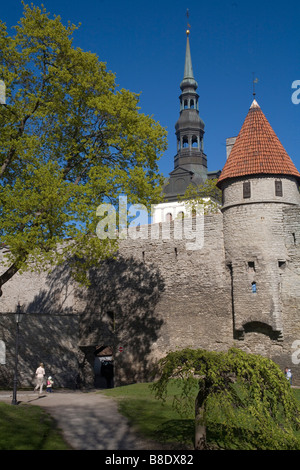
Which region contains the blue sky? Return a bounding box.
[1,0,300,177]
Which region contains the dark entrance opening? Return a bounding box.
[94,345,114,389]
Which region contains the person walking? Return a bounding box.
[34,363,45,394]
[284,367,293,385]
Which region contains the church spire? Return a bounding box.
[180,25,198,90]
[174,24,206,177]
[184,32,193,77]
[162,21,208,202]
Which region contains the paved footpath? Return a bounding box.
[0,390,161,450]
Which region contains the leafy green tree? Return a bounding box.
[151,348,300,450]
[178,178,222,216]
[0,3,167,295]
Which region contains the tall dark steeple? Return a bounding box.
[163,26,208,202]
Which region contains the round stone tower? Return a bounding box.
[217,99,300,344]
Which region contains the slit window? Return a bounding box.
[106,311,115,332]
[248,261,255,272]
[275,180,283,197]
[251,282,257,293]
[243,181,251,199]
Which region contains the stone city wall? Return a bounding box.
[0,208,300,387]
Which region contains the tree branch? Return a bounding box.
[0,259,22,297]
[0,99,40,178]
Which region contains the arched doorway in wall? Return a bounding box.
[94,345,114,389]
[238,322,283,360]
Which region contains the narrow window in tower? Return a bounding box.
[248,261,255,272]
[190,99,195,109]
[184,100,188,109]
[275,180,283,197]
[192,135,198,148]
[251,282,257,293]
[278,260,286,269]
[183,136,189,148]
[243,181,251,198]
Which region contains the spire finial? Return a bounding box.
[186,8,191,36]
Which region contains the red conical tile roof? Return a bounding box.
[217,100,300,187]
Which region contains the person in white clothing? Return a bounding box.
[34,363,45,394]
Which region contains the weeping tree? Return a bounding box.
[151,348,300,450]
[0,3,167,295]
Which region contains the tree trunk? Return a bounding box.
[194,378,209,450]
[195,404,206,449]
[0,259,23,297]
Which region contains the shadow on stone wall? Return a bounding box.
[0,262,84,389]
[25,262,80,314]
[79,255,165,384]
[0,255,165,389]
[0,313,82,389]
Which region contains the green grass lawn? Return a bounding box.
[101,382,300,450]
[0,402,71,450]
[100,381,196,449]
[0,383,300,450]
